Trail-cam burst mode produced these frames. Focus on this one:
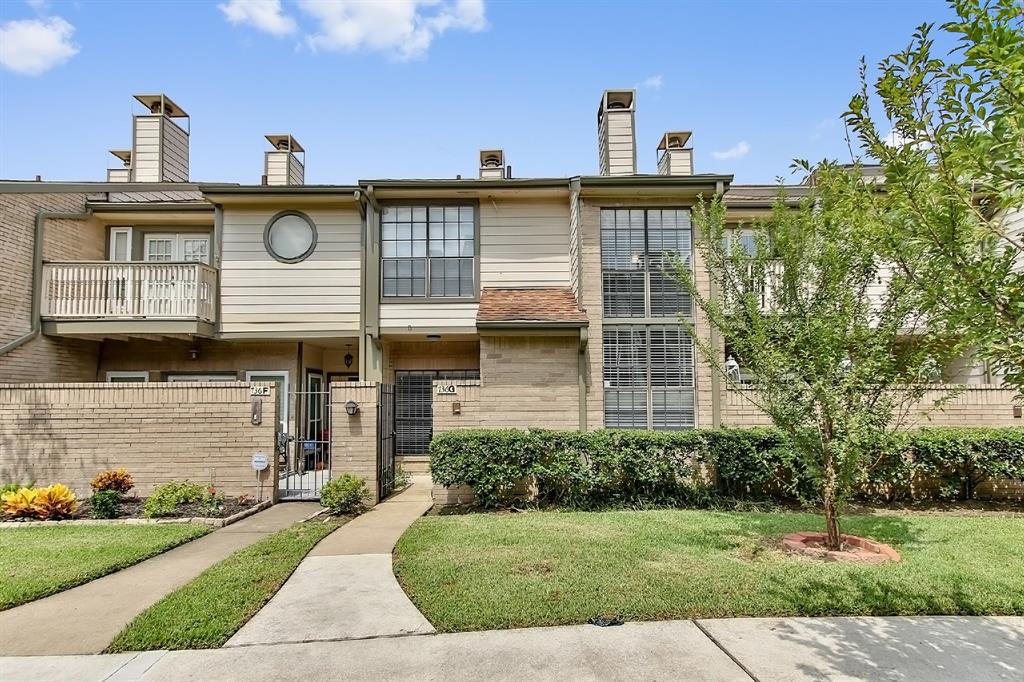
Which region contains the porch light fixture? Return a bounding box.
[344,400,359,416]
[344,352,354,368]
[189,346,200,360]
[426,334,441,342]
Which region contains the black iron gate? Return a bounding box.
[279,385,332,500]
[377,383,396,500]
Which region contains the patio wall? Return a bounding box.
[722,385,1022,428]
[329,382,381,504]
[0,382,277,500]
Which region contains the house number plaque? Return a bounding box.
[436,384,457,395]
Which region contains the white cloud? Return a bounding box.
[0,16,78,76]
[27,0,49,10]
[219,0,297,37]
[711,141,751,161]
[638,74,662,90]
[298,0,487,60]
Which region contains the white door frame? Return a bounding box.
[245,370,290,436]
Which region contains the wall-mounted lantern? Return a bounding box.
[344,400,359,416]
[344,352,354,368]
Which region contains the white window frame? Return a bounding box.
[143,233,211,264]
[166,374,237,382]
[109,227,134,262]
[106,370,149,382]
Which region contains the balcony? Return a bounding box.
[40,261,217,339]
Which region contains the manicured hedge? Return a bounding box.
[428,427,1024,508]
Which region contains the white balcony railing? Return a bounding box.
[40,262,217,322]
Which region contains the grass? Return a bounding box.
[0,524,210,610]
[107,516,346,652]
[394,509,1024,632]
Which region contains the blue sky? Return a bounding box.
[0,0,955,185]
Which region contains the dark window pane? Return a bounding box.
[603,272,645,317]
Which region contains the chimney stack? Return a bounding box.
[657,132,693,176]
[106,150,132,182]
[597,90,636,176]
[479,149,506,179]
[130,94,189,182]
[264,135,305,186]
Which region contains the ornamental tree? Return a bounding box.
[845,0,1024,395]
[673,163,962,550]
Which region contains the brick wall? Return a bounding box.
[329,382,380,503]
[0,192,106,382]
[0,382,277,500]
[722,385,1022,428]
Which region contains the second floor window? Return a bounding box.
[601,208,692,318]
[382,205,476,298]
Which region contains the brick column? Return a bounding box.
[330,382,380,504]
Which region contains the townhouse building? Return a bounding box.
[1,91,1018,498]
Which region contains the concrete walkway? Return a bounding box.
[224,477,434,647]
[4,616,1022,681]
[0,502,319,656]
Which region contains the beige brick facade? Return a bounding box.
[329,382,381,503]
[0,382,277,500]
[722,385,1022,428]
[0,192,105,383]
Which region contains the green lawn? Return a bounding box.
[394,510,1024,632]
[107,516,345,652]
[0,524,210,610]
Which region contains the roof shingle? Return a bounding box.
[477,287,588,326]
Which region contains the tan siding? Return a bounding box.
[161,119,189,182]
[569,188,581,297]
[479,197,571,288]
[132,116,162,182]
[379,302,478,331]
[219,207,361,335]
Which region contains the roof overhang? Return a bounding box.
[200,184,361,206]
[87,201,214,225]
[579,174,731,200]
[363,178,571,200]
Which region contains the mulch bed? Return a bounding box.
[2,497,257,522]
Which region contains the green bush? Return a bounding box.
[144,481,206,518]
[90,490,122,519]
[1,480,35,496]
[320,474,370,514]
[429,426,1024,508]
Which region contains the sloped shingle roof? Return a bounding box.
[477,287,588,326]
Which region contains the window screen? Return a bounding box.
[382,205,475,298]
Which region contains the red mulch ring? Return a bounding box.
[782,532,901,564]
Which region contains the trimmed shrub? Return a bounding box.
[429,426,1024,508]
[321,474,370,514]
[144,480,206,518]
[91,468,135,494]
[90,490,121,519]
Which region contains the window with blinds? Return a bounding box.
[603,326,696,430]
[382,205,476,298]
[601,208,692,318]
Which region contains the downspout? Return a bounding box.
[578,327,589,432]
[0,210,92,357]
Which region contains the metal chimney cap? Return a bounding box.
[134,94,188,118]
[658,131,693,151]
[265,134,304,153]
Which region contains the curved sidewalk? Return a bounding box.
[224,477,435,647]
[0,502,319,657]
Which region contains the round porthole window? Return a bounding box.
[264,211,317,263]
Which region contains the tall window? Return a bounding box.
[601,208,692,318]
[601,208,696,430]
[381,205,476,298]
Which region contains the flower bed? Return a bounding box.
[0,499,271,528]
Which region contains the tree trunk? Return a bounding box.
[823,487,841,551]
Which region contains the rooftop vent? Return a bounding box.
[657,131,694,176]
[106,149,132,182]
[129,93,190,182]
[597,90,636,176]
[479,149,507,179]
[264,134,305,186]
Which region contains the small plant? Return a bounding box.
[200,486,225,517]
[320,474,370,515]
[2,487,39,518]
[144,480,206,518]
[394,464,412,489]
[1,480,35,496]
[90,490,122,519]
[91,468,135,494]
